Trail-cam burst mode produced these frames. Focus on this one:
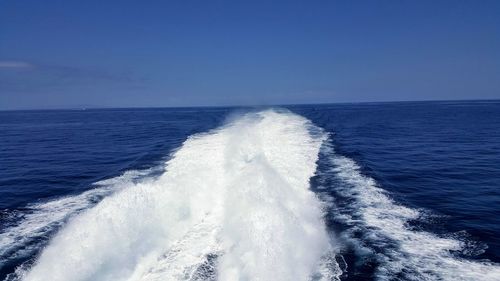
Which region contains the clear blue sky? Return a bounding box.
[1,0,499,109]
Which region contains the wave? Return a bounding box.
[15,110,340,281]
[320,144,500,280]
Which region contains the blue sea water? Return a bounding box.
[0,101,499,280]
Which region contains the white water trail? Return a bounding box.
[325,144,500,281]
[0,169,149,271]
[21,110,338,281]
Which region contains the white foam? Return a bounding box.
[20,110,339,281]
[0,169,150,271]
[326,145,500,280]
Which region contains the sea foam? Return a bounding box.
[0,169,151,279]
[322,144,500,281]
[20,110,339,281]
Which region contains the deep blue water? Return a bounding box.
[0,108,230,209]
[1,101,499,280]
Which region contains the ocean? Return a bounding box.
[0,101,499,280]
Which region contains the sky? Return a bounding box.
[0,0,499,110]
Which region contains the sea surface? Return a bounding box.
[0,101,499,280]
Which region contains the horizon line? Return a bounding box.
[1,98,499,112]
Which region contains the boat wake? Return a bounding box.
[12,110,340,281]
[2,109,499,281]
[316,144,500,281]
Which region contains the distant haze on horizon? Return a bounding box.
[1,0,499,110]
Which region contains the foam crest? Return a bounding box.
[20,110,338,281]
[325,145,500,280]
